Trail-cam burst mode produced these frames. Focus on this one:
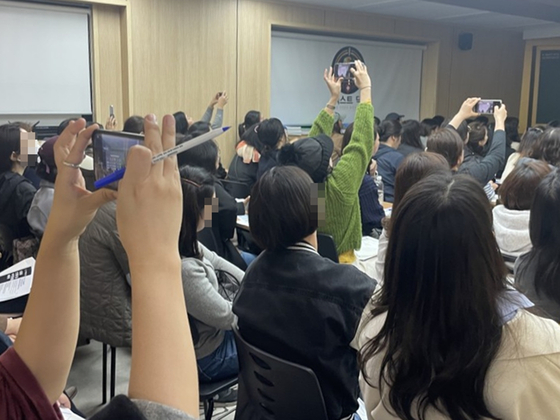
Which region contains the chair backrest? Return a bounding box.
[317,233,339,263]
[233,324,328,420]
[222,179,251,199]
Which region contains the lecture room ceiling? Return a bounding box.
[276,0,560,36]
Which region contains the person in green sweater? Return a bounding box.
[279,60,374,263]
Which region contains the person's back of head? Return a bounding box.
[123,116,144,134]
[432,115,445,127]
[420,119,437,137]
[239,110,261,138]
[174,111,189,135]
[426,128,464,170]
[379,119,402,145]
[548,120,560,128]
[505,117,520,146]
[256,118,285,154]
[188,121,211,137]
[518,126,546,158]
[529,168,560,305]
[0,124,21,174]
[278,134,334,183]
[360,173,508,420]
[474,115,489,126]
[35,136,58,183]
[178,165,215,259]
[341,122,379,156]
[177,135,219,175]
[499,159,551,211]
[249,166,318,251]
[466,122,488,155]
[400,120,424,150]
[533,127,560,167]
[392,151,450,211]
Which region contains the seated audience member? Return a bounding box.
[178,135,248,267]
[385,112,403,122]
[179,166,243,386]
[493,159,552,266]
[448,98,507,186]
[255,117,287,179]
[227,110,262,190]
[432,114,445,127]
[233,165,376,420]
[174,111,191,135]
[0,116,200,420]
[426,127,464,170]
[505,117,521,149]
[501,126,545,181]
[515,169,560,322]
[341,123,384,236]
[533,127,560,167]
[398,120,425,157]
[373,119,404,202]
[0,124,36,255]
[356,173,560,420]
[27,137,58,237]
[279,61,374,263]
[374,153,449,283]
[122,115,144,134]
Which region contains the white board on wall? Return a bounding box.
[0,1,92,115]
[271,31,424,126]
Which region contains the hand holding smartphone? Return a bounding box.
[473,99,502,115]
[334,62,356,80]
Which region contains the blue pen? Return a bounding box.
[94,127,230,189]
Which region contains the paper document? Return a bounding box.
[237,214,249,229]
[0,257,35,302]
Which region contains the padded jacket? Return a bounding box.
[79,202,132,348]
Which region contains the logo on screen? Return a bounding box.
[332,47,365,95]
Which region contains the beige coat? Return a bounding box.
[354,308,560,420]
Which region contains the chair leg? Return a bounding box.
[102,343,107,404]
[205,398,215,420]
[110,346,117,399]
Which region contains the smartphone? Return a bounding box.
[473,99,502,115]
[334,62,356,79]
[92,130,143,190]
[109,105,114,118]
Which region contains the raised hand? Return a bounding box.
[459,97,482,119]
[106,115,118,131]
[217,91,229,109]
[47,119,117,242]
[324,67,342,100]
[494,104,507,130]
[351,60,371,91]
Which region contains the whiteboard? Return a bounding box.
[271,32,424,126]
[0,1,92,115]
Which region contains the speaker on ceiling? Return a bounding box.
[458,32,473,51]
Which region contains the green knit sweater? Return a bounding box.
[309,103,374,255]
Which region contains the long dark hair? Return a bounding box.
[529,169,560,304]
[518,126,546,157]
[0,124,21,173]
[239,110,261,138]
[179,166,215,259]
[400,120,424,150]
[534,127,560,167]
[360,174,508,420]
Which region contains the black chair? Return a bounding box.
[199,376,238,420]
[317,234,339,263]
[233,324,328,420]
[222,180,251,199]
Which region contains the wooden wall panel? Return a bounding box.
[91,4,124,125]
[129,0,238,161]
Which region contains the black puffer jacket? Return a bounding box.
[0,171,36,241]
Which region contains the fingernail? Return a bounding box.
[147,114,157,123]
[165,115,174,127]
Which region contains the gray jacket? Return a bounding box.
[79,202,132,348]
[181,244,244,359]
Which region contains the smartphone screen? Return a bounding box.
[334,62,355,79]
[92,130,143,190]
[474,100,502,114]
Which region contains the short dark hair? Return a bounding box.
[0,124,21,173]
[393,152,450,211]
[177,135,219,175]
[467,122,487,155]
[378,120,402,143]
[57,118,76,135]
[534,127,560,167]
[249,166,318,251]
[239,110,261,138]
[179,166,215,259]
[499,159,552,211]
[426,128,464,168]
[256,118,285,154]
[400,120,424,150]
[432,115,445,127]
[123,116,144,134]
